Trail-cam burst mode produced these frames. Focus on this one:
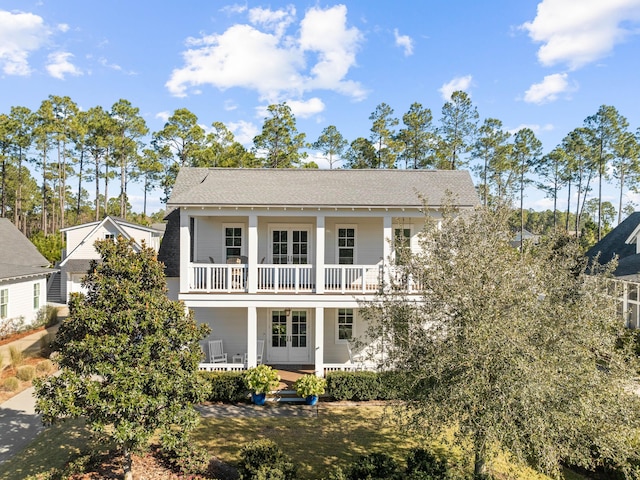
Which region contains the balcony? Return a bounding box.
[188,263,387,294]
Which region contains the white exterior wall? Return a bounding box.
[120,225,161,251]
[0,276,48,326]
[194,216,248,263]
[322,308,367,364]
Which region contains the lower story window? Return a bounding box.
[0,288,7,319]
[34,283,41,310]
[337,308,354,342]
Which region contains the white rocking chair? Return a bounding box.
[245,339,265,365]
[347,342,365,370]
[208,339,227,363]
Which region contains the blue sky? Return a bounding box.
[1,0,640,215]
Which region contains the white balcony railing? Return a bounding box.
[257,264,314,292]
[187,263,421,294]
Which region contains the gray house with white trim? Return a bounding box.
[158,168,478,375]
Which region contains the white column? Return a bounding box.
[247,306,257,368]
[248,214,258,293]
[314,307,324,377]
[179,209,190,293]
[383,214,393,289]
[315,214,325,294]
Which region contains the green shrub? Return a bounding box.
[34,305,59,329]
[2,376,20,391]
[36,359,55,375]
[326,371,381,401]
[346,452,400,479]
[377,370,410,400]
[16,364,36,381]
[9,345,24,368]
[293,374,326,398]
[405,447,448,479]
[238,439,297,480]
[162,442,211,476]
[244,364,281,394]
[198,371,249,402]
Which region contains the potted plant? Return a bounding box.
[244,365,280,405]
[293,374,326,405]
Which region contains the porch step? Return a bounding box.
[266,389,306,403]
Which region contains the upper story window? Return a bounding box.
[337,226,356,265]
[33,283,41,310]
[394,227,411,265]
[0,288,7,319]
[225,226,243,261]
[105,233,116,241]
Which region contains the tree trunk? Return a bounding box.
[473,432,488,479]
[95,154,100,221]
[123,446,133,480]
[76,148,84,220]
[618,167,625,225]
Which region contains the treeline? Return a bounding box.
[0,93,638,244]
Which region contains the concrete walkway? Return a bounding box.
[0,325,59,465]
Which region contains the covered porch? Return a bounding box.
[192,306,375,376]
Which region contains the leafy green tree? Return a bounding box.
[362,207,640,479]
[471,118,510,207]
[561,128,595,235]
[612,129,640,225]
[369,102,400,168]
[84,106,115,221]
[312,125,348,169]
[253,102,308,168]
[111,99,148,219]
[345,137,377,169]
[35,238,210,480]
[511,128,542,247]
[7,106,34,232]
[397,102,435,169]
[435,90,478,169]
[535,146,568,232]
[198,121,257,168]
[584,105,627,240]
[133,148,164,218]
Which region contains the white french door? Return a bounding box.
[271,227,310,264]
[269,310,310,363]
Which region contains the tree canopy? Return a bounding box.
[362,207,640,479]
[35,237,210,480]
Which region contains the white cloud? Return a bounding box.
[223,100,238,111]
[166,4,365,107]
[508,123,554,135]
[228,120,259,146]
[286,97,325,118]
[394,29,414,56]
[439,75,473,100]
[57,23,69,33]
[521,0,640,69]
[46,51,82,79]
[248,5,296,37]
[155,111,170,122]
[0,10,51,75]
[523,72,571,104]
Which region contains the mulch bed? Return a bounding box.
[67,447,238,480]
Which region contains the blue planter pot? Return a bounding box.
[252,392,267,405]
[305,395,318,406]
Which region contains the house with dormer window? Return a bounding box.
[158,168,478,375]
[52,216,164,303]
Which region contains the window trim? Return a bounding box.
[0,288,8,319]
[335,308,355,344]
[33,282,41,310]
[393,225,412,265]
[336,224,357,265]
[222,223,245,262]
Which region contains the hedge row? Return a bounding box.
[198,370,409,403]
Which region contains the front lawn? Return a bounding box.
[0,404,585,479]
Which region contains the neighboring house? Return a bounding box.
[158,168,479,375]
[586,212,640,281]
[53,216,164,303]
[0,218,52,329]
[586,212,640,329]
[510,229,540,248]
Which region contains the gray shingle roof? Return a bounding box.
[0,218,51,281]
[168,168,479,208]
[586,212,640,265]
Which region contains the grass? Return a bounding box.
[0,405,588,480]
[0,419,94,480]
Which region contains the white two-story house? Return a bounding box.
[158,168,478,375]
[54,216,164,303]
